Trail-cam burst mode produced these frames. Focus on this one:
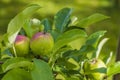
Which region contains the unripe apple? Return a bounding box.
[30,32,54,56]
[14,35,29,57]
[83,58,107,80]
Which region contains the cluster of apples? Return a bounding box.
[14,32,54,57]
[13,18,54,57]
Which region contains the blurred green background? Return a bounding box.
[0,0,120,79]
[0,0,120,61]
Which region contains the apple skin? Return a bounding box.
[14,35,30,57]
[83,58,107,80]
[30,32,54,56]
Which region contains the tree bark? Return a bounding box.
[113,36,120,80]
[114,0,120,8]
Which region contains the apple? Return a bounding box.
[14,35,30,57]
[83,58,107,80]
[30,32,54,56]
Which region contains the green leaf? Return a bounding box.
[6,4,40,44]
[23,19,33,38]
[104,51,113,65]
[88,31,107,58]
[50,30,61,42]
[69,31,106,61]
[42,18,52,32]
[78,13,109,28]
[2,68,32,80]
[95,38,109,58]
[64,76,80,80]
[49,29,87,67]
[53,29,87,54]
[86,30,107,48]
[54,8,72,33]
[2,57,32,72]
[23,18,43,38]
[31,59,54,80]
[68,16,78,26]
[107,61,120,77]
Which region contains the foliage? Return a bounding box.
[0,4,119,80]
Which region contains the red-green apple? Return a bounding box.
[14,35,30,57]
[30,32,54,56]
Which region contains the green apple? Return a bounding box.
[83,58,107,80]
[30,32,54,56]
[14,35,29,57]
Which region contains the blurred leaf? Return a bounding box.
[103,51,113,65]
[107,61,120,77]
[86,31,107,48]
[0,73,5,80]
[68,31,106,62]
[51,46,72,63]
[91,67,107,73]
[64,76,80,80]
[23,18,42,38]
[42,18,52,32]
[67,26,85,31]
[31,59,54,80]
[66,58,80,70]
[2,68,32,80]
[53,29,87,53]
[78,13,109,28]
[1,48,12,59]
[95,38,109,58]
[50,30,61,42]
[56,72,82,80]
[6,4,40,44]
[23,19,33,38]
[54,8,72,33]
[68,16,78,26]
[56,58,78,70]
[57,70,81,80]
[2,57,32,72]
[49,29,87,67]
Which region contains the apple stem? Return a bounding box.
[12,44,17,57]
[43,31,46,34]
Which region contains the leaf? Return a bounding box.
[104,51,113,65]
[42,18,52,32]
[6,4,40,44]
[1,48,12,59]
[78,13,109,28]
[23,18,43,38]
[2,57,32,72]
[86,30,107,48]
[50,30,61,42]
[53,29,87,54]
[23,19,33,38]
[56,58,79,70]
[49,29,87,67]
[107,61,120,77]
[95,38,109,58]
[31,59,54,80]
[65,76,81,80]
[68,16,78,26]
[54,8,72,33]
[2,68,32,80]
[69,31,107,62]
